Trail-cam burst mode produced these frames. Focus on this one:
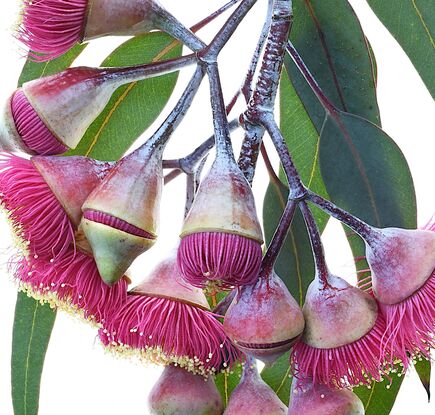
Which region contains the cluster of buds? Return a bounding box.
[0,0,433,414]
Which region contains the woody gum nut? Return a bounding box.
[366,227,435,304]
[148,365,223,415]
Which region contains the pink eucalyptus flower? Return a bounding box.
[100,255,242,377]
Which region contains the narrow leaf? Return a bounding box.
[415,359,431,401]
[12,45,87,415]
[11,293,56,415]
[367,0,435,98]
[69,32,182,161]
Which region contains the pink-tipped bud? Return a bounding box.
[365,226,435,365]
[178,158,263,289]
[17,0,155,61]
[1,67,135,155]
[288,377,364,415]
[99,255,241,376]
[224,361,287,414]
[366,227,435,304]
[292,274,386,388]
[82,144,162,285]
[224,271,304,364]
[148,365,223,415]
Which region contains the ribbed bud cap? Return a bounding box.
[82,144,162,285]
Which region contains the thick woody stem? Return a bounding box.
[163,119,240,183]
[204,0,259,59]
[241,0,275,102]
[299,201,330,286]
[286,41,337,115]
[260,114,306,199]
[307,191,377,241]
[190,0,242,33]
[112,53,197,84]
[238,0,293,182]
[151,2,206,51]
[205,63,235,158]
[184,173,196,216]
[261,199,297,275]
[141,66,205,153]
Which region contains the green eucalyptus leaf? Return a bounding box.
[215,364,243,407]
[17,44,87,87]
[11,293,56,415]
[415,359,431,402]
[12,45,88,415]
[355,376,404,415]
[287,0,380,129]
[69,32,182,161]
[261,352,292,405]
[367,0,435,98]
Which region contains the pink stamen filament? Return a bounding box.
[11,90,68,155]
[83,210,156,239]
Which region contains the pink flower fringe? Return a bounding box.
[13,248,128,324]
[83,210,155,239]
[17,0,88,61]
[380,270,435,369]
[0,153,74,259]
[291,314,388,388]
[100,294,242,375]
[177,232,262,289]
[11,90,67,155]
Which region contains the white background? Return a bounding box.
[0,0,434,414]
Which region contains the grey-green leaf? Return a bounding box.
[69,32,182,161]
[319,111,416,229]
[286,0,380,129]
[11,292,56,415]
[367,0,435,98]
